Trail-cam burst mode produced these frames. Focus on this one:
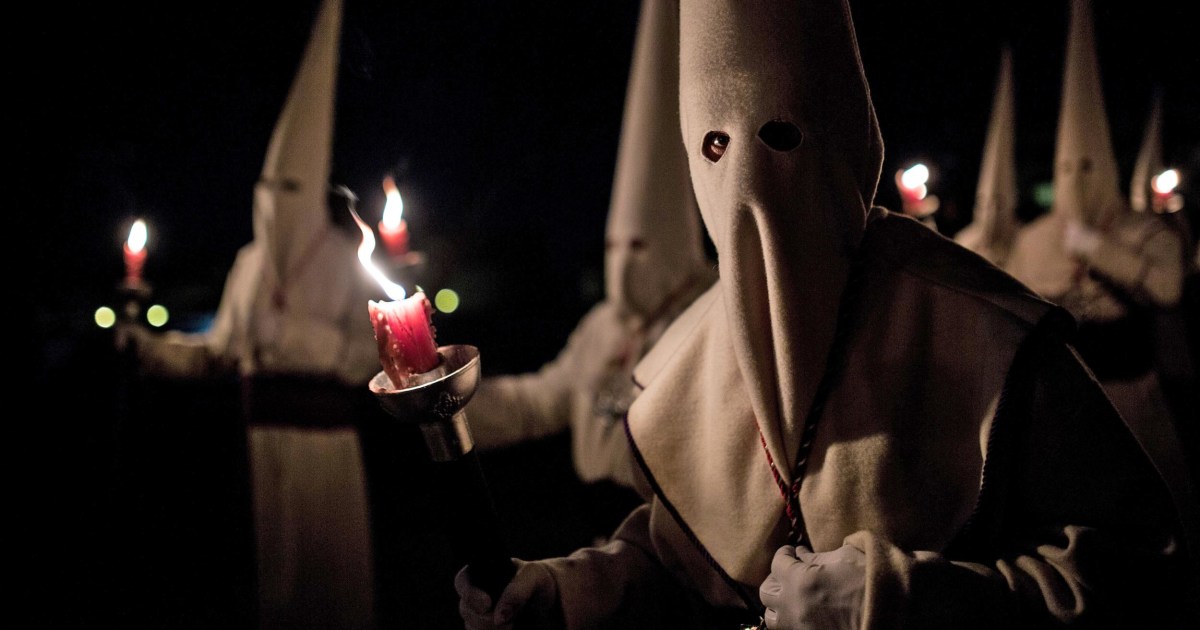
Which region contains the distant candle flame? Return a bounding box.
[1152,169,1179,195]
[350,207,407,300]
[900,163,929,190]
[127,219,148,253]
[895,164,928,202]
[382,176,405,229]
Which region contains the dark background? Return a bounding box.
[15,0,1200,627]
[19,0,1200,369]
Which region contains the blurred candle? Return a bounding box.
[352,207,439,386]
[1151,168,1182,214]
[378,176,410,260]
[123,219,148,285]
[1152,168,1179,196]
[897,163,929,203]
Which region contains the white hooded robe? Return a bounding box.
[500,1,1192,627]
[465,0,715,494]
[127,1,381,628]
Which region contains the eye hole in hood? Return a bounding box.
[702,131,730,162]
[758,120,804,152]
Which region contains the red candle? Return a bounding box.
[350,200,439,387]
[378,176,410,259]
[123,219,148,285]
[369,291,440,386]
[1151,169,1180,213]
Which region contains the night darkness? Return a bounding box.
[20,0,1200,372]
[16,0,1200,626]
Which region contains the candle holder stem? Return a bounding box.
[431,447,517,599]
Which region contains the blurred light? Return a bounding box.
[382,176,405,228]
[900,163,930,190]
[127,218,148,253]
[95,306,116,329]
[1033,181,1054,208]
[1152,169,1179,195]
[146,304,170,327]
[435,288,460,313]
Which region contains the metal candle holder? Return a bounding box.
[369,344,516,602]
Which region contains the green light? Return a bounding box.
[146,304,170,327]
[1033,181,1054,208]
[434,288,460,314]
[94,306,117,329]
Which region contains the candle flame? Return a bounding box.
[895,165,928,202]
[382,176,405,229]
[1152,169,1179,196]
[900,163,929,190]
[127,219,148,253]
[350,206,407,300]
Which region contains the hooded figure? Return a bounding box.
[1130,88,1200,492]
[465,0,715,504]
[954,46,1020,268]
[122,1,381,628]
[1004,0,1184,321]
[1131,88,1196,255]
[1130,89,1166,216]
[1004,0,1197,571]
[455,0,1191,628]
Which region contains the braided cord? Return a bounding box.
[761,240,874,547]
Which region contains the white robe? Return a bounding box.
[1005,210,1197,565]
[131,228,382,630]
[468,273,712,490]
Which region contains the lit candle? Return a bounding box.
[1150,168,1184,214]
[895,163,939,219]
[123,219,148,286]
[896,163,929,204]
[378,176,410,260]
[352,207,439,386]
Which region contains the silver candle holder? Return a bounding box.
[369,344,516,602]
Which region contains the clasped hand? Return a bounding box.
[1063,219,1103,258]
[456,560,561,630]
[759,544,866,630]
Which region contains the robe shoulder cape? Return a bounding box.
[539,211,1189,629]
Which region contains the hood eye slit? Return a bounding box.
[702,131,730,162]
[758,120,803,152]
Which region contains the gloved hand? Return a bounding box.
[1063,219,1103,258]
[455,560,561,630]
[759,544,867,630]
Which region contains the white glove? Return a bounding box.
[759,544,867,630]
[455,560,561,629]
[1063,219,1103,258]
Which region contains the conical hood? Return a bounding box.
[627,0,884,587]
[1130,89,1164,213]
[678,0,882,482]
[1051,0,1125,226]
[956,46,1018,265]
[604,0,710,320]
[253,0,342,278]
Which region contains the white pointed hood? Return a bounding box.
[956,46,1019,266]
[1130,89,1164,214]
[253,0,342,279]
[675,0,882,484]
[628,0,883,585]
[1051,0,1126,227]
[604,0,711,321]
